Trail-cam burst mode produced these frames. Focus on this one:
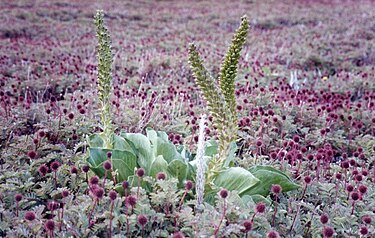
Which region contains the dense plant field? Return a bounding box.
[0,0,374,237]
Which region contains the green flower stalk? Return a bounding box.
[94,10,114,149]
[219,15,249,130]
[188,16,249,192]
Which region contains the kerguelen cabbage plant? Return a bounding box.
[88,11,195,191]
[188,16,300,202]
[88,11,299,203]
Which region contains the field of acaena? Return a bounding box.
[0,0,374,237]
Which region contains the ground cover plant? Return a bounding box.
[0,0,374,237]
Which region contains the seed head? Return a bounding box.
[103,160,112,170]
[185,180,193,191]
[38,164,48,176]
[50,161,60,172]
[27,150,37,160]
[358,184,367,194]
[323,226,334,238]
[44,220,55,231]
[255,202,266,213]
[136,168,145,177]
[346,184,354,192]
[48,201,59,211]
[267,230,280,238]
[24,211,36,221]
[355,174,363,182]
[362,215,372,224]
[172,232,185,238]
[341,160,349,169]
[320,213,329,224]
[271,184,282,194]
[125,195,137,207]
[156,172,166,180]
[61,190,69,198]
[38,130,46,138]
[219,189,229,199]
[67,112,74,120]
[89,176,99,185]
[304,176,312,184]
[93,186,104,200]
[70,166,78,174]
[108,190,117,201]
[82,165,90,173]
[137,214,148,226]
[243,219,253,232]
[122,180,129,190]
[359,226,368,235]
[351,192,360,201]
[15,194,23,202]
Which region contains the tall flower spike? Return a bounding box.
[196,114,206,207]
[95,10,114,149]
[219,15,249,126]
[188,16,249,193]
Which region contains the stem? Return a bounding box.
[300,183,308,200]
[126,204,130,237]
[16,202,19,217]
[108,201,114,238]
[351,201,356,215]
[54,171,57,189]
[111,169,116,185]
[88,199,97,225]
[251,211,257,222]
[103,170,107,188]
[60,203,64,232]
[137,177,141,198]
[214,199,226,236]
[289,205,301,233]
[272,195,279,227]
[178,190,188,211]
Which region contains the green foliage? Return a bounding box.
[247,165,300,197]
[87,128,194,188]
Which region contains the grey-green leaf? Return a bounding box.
[213,167,260,194]
[245,165,301,197]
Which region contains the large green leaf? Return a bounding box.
[245,165,301,197]
[223,142,237,167]
[147,128,183,164]
[205,140,218,157]
[113,135,133,151]
[87,148,137,182]
[156,139,183,163]
[111,150,137,182]
[88,134,104,148]
[213,167,260,194]
[122,133,154,173]
[168,159,188,184]
[149,155,169,178]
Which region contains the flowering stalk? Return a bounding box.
[188,16,249,193]
[195,114,206,207]
[214,189,228,236]
[94,10,114,149]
